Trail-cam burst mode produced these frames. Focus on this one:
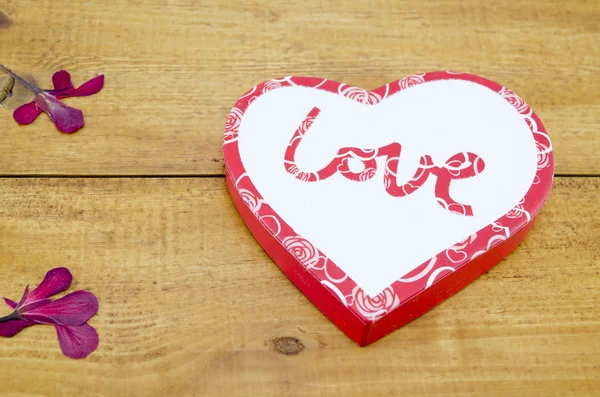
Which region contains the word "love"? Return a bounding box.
[284,107,486,216]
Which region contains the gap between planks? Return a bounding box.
[0,174,597,179]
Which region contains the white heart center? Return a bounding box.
[238,79,537,297]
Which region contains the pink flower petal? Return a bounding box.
[51,70,74,93]
[35,92,85,134]
[19,299,51,313]
[23,290,98,326]
[13,102,43,125]
[16,285,30,308]
[27,267,72,303]
[56,323,99,359]
[70,75,104,97]
[4,298,17,310]
[0,319,34,337]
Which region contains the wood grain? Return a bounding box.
[0,177,598,396]
[0,0,599,175]
[0,0,598,395]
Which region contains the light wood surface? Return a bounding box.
[0,0,599,175]
[1,0,599,396]
[0,178,599,397]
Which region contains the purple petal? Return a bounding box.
[70,75,104,97]
[27,267,72,302]
[16,285,30,308]
[13,102,43,125]
[19,299,51,313]
[23,291,98,326]
[35,92,84,134]
[56,323,99,359]
[52,70,74,93]
[0,319,34,337]
[4,298,17,310]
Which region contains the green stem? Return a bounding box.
[0,64,41,94]
[0,311,20,323]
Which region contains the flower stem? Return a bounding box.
[0,311,20,323]
[0,64,41,94]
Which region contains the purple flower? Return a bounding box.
[0,64,104,134]
[0,268,99,359]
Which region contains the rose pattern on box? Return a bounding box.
[283,107,486,216]
[223,72,554,323]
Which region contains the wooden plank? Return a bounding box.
[0,0,599,175]
[0,177,598,396]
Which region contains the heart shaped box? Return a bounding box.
[223,72,553,346]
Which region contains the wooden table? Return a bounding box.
[1,1,598,396]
